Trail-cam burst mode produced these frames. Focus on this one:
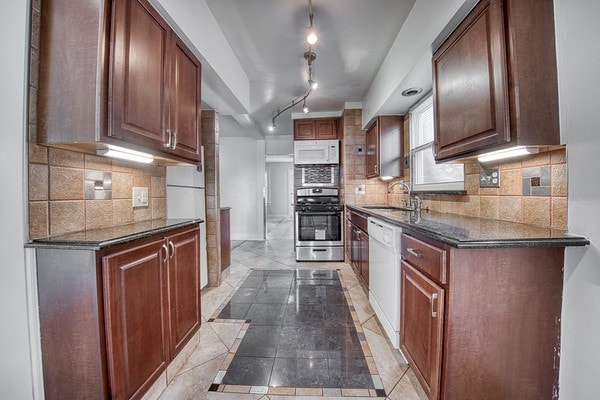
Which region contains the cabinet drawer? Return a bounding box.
[348,210,368,232]
[401,233,447,284]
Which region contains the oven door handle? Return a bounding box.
[296,212,342,216]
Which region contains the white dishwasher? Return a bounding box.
[368,217,402,349]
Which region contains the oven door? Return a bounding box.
[295,211,344,247]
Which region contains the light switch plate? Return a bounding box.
[132,187,149,207]
[355,184,365,195]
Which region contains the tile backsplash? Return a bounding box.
[28,148,167,239]
[341,109,388,205]
[387,147,568,230]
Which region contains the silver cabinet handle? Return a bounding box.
[164,129,172,148]
[407,248,422,258]
[171,131,177,150]
[168,241,175,259]
[431,293,438,318]
[162,243,169,262]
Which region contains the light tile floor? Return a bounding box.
[155,217,427,400]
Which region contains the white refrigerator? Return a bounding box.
[166,162,208,289]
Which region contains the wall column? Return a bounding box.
[201,110,223,287]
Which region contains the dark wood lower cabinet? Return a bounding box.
[167,229,201,358]
[400,261,444,400]
[220,207,231,271]
[103,238,170,400]
[35,225,201,400]
[346,209,369,288]
[400,231,565,400]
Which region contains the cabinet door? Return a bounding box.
[432,0,509,161]
[351,227,361,272]
[168,34,202,163]
[345,219,353,261]
[315,119,338,139]
[220,209,231,271]
[110,0,170,150]
[103,238,169,400]
[167,228,201,356]
[400,261,444,400]
[366,121,379,178]
[359,231,369,287]
[294,120,316,140]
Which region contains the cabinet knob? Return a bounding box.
[431,293,438,318]
[407,248,422,258]
[162,243,169,262]
[168,241,175,259]
[171,131,178,150]
[164,129,173,148]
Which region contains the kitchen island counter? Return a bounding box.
[26,218,204,250]
[347,205,588,248]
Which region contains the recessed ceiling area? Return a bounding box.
[205,0,416,136]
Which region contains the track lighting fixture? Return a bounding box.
[268,0,320,133]
[306,0,318,44]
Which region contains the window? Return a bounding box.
[410,95,464,192]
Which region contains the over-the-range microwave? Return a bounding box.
[293,140,339,165]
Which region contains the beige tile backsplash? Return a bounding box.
[386,146,568,230]
[28,152,167,239]
[341,109,388,206]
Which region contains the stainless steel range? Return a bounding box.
[295,188,344,261]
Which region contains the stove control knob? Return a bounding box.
[327,206,333,211]
[307,206,312,212]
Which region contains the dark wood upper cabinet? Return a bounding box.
[365,121,379,178]
[38,0,202,165]
[168,34,202,162]
[110,0,170,150]
[293,118,341,140]
[365,116,403,179]
[432,0,560,161]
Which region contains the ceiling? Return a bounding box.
[205,0,417,137]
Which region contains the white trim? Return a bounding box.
[25,248,44,399]
[291,110,343,120]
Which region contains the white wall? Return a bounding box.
[266,135,293,156]
[267,162,293,217]
[0,1,35,398]
[220,137,266,241]
[555,0,600,398]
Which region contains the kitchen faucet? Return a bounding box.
[387,181,422,213]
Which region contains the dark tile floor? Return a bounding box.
[217,269,374,389]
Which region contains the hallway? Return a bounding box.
[154,217,427,399]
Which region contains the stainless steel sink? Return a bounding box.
[362,205,413,212]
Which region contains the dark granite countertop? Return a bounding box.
[347,205,589,249]
[26,218,204,251]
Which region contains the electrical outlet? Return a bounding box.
[480,169,500,188]
[355,184,365,195]
[132,187,149,207]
